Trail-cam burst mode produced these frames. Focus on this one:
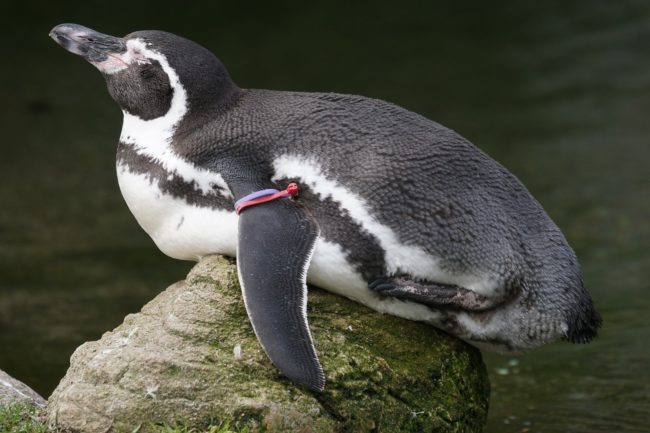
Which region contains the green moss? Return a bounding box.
[148,421,249,433]
[0,405,250,433]
[305,286,490,433]
[0,403,48,433]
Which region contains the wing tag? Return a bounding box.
[235,183,300,214]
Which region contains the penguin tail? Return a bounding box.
[565,291,603,344]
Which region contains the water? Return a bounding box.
[1,1,649,431]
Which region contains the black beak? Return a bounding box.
[49,23,126,62]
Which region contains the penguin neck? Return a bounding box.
[187,75,241,114]
[118,76,241,175]
[175,51,242,125]
[116,74,234,201]
[119,64,188,152]
[170,78,243,152]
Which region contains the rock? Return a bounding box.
[48,255,489,433]
[0,369,46,409]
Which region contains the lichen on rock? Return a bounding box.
[47,255,490,432]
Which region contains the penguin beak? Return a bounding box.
[49,23,126,63]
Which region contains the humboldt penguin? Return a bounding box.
[50,23,601,392]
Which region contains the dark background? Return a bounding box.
[1,1,649,432]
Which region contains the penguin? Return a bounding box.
[49,23,602,392]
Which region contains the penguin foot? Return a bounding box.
[368,276,498,311]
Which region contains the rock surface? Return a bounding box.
[0,369,46,409]
[48,255,489,433]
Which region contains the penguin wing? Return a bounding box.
[236,194,324,392]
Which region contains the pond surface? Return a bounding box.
[1,2,649,432]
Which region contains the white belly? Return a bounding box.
[117,167,238,260]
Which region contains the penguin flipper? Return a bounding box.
[236,196,324,392]
[369,276,501,311]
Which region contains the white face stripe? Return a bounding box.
[272,155,498,296]
[117,39,232,199]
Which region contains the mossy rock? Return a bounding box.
[47,255,489,432]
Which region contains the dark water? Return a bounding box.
[1,2,649,432]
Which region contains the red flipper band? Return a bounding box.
[235,183,300,215]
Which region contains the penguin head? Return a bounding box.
[50,24,237,121]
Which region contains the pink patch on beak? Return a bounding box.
[91,53,130,74]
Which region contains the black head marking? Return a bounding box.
[124,30,239,115]
[105,59,173,120]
